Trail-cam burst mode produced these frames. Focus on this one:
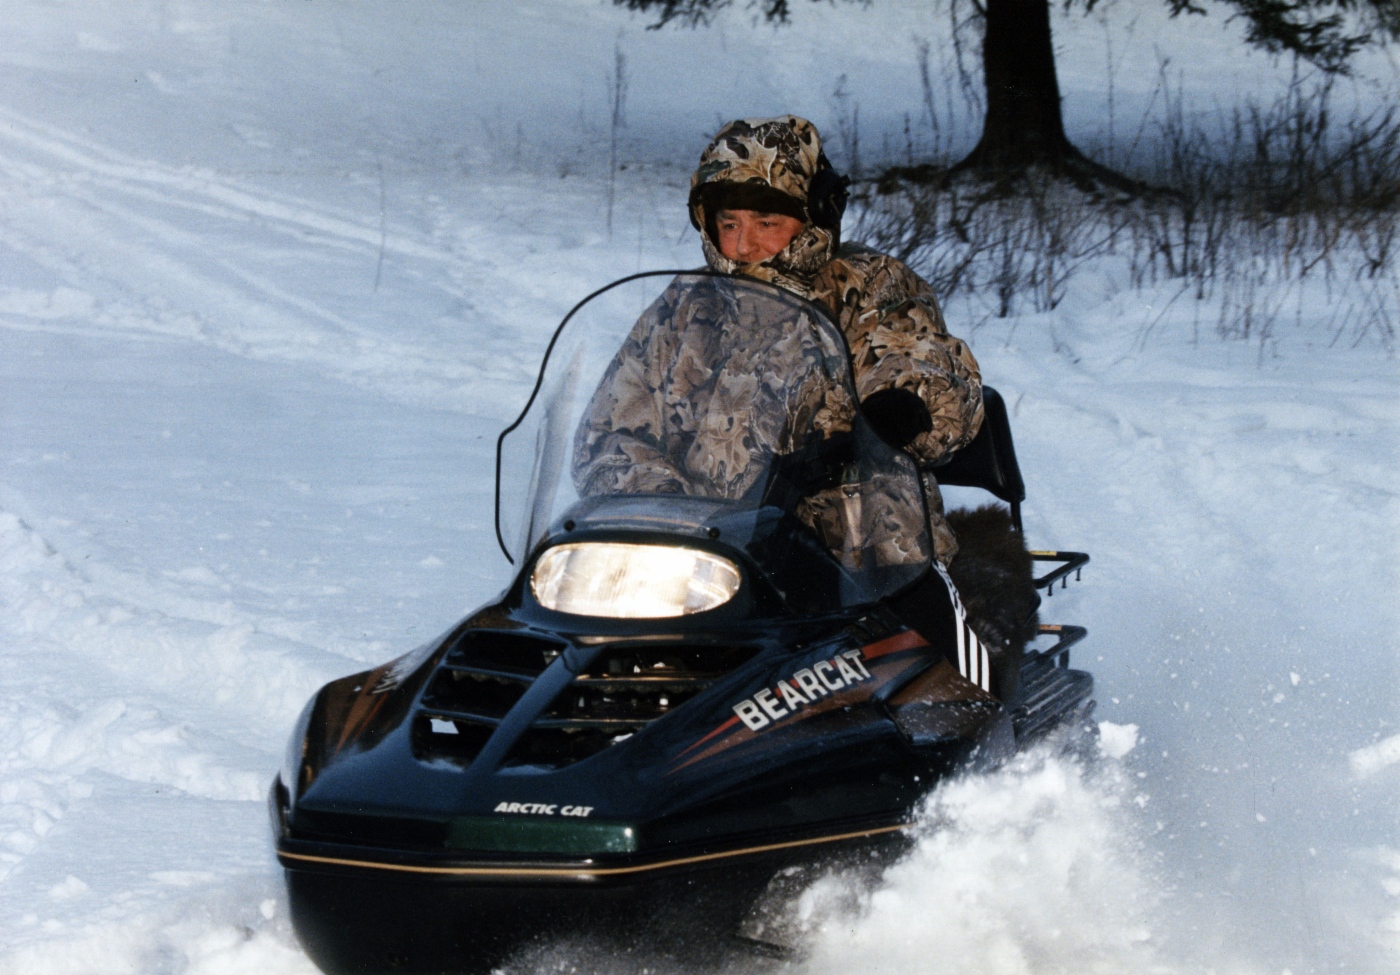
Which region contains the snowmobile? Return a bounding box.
[270,272,1094,974]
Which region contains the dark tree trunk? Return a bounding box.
[952,0,1140,191]
[966,0,1070,168]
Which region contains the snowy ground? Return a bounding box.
[1,3,1396,973]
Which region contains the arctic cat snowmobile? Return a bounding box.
[270,272,1093,974]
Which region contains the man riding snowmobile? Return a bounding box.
[573,115,1036,697]
[271,121,1094,975]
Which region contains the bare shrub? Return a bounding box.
[1120,63,1398,347]
[852,174,1118,319]
[856,62,1399,351]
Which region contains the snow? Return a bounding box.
[1,2,1396,973]
[1098,721,1140,760]
[801,750,1158,975]
[1353,734,1400,779]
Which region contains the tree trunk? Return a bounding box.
[967,0,1070,168]
[952,0,1139,191]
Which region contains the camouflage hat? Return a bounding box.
[688,116,823,230]
[690,116,838,294]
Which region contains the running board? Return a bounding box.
[1011,624,1094,743]
[1012,656,1094,744]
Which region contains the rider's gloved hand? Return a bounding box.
[784,431,856,493]
[762,431,855,509]
[860,387,932,449]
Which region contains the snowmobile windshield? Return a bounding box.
[496,272,931,609]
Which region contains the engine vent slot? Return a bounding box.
[421,668,530,720]
[411,713,496,767]
[411,629,564,767]
[506,726,639,771]
[578,644,759,682]
[545,680,702,725]
[445,630,563,678]
[502,643,761,771]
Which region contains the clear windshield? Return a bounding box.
[497,272,931,607]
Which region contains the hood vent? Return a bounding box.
[412,630,563,767]
[445,629,559,677]
[413,633,759,771]
[501,643,759,771]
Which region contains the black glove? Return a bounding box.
[861,387,932,449]
[761,431,856,510]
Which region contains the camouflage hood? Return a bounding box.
[689,116,838,297]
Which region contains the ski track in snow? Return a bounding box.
[2,3,1397,973]
[0,509,327,973]
[0,103,635,422]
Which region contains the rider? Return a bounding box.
[575,115,983,568]
[572,115,1029,695]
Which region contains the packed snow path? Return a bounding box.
[2,3,1396,973]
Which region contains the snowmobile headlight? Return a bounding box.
[531,542,741,618]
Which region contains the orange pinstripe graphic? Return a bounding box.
[673,714,740,761]
[861,629,929,660]
[279,823,908,879]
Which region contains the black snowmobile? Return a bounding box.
[270,272,1093,974]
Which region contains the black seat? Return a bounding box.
[925,386,1027,533]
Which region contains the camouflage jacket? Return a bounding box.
[570,276,932,572]
[571,279,855,502]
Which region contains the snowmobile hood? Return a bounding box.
[274,590,1009,871]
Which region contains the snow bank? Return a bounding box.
[0,879,315,975]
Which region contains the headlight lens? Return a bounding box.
[531,542,741,618]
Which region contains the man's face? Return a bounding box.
[715,209,805,264]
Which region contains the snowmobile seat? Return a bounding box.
[926,386,1027,533]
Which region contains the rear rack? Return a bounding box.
[1029,623,1088,668]
[1030,550,1089,596]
